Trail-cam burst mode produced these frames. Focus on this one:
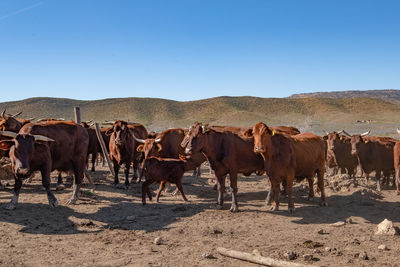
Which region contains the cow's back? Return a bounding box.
[291,133,326,177]
[20,121,89,171]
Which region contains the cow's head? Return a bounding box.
[0,131,54,177]
[182,122,210,155]
[0,110,23,132]
[247,122,273,154]
[348,130,370,155]
[80,120,93,129]
[324,130,348,151]
[132,134,162,159]
[106,120,130,147]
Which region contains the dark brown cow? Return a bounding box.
[0,121,89,209]
[80,121,101,172]
[106,120,147,188]
[324,131,358,177]
[141,156,198,204]
[248,122,327,212]
[346,130,396,191]
[182,122,264,212]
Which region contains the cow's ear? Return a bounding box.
[105,128,113,136]
[137,144,144,152]
[157,143,162,152]
[0,140,13,151]
[243,129,253,138]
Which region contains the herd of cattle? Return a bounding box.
[1,110,400,213]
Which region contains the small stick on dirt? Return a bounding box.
[216,247,312,267]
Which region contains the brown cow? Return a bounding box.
[326,149,339,176]
[182,122,264,212]
[248,122,327,212]
[394,129,400,194]
[324,131,358,177]
[141,156,198,204]
[346,130,396,191]
[133,128,206,179]
[80,121,101,172]
[0,121,89,209]
[106,120,147,188]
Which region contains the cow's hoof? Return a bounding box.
[288,207,295,213]
[142,202,146,206]
[320,201,328,207]
[230,205,239,212]
[215,204,223,210]
[4,203,16,210]
[56,184,65,191]
[66,199,77,205]
[49,198,59,208]
[270,206,278,212]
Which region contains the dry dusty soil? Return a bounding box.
[1,165,400,267]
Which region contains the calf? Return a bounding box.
[141,156,197,205]
[0,121,89,209]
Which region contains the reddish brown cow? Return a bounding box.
[183,122,264,212]
[0,121,89,209]
[324,131,358,177]
[133,128,206,179]
[141,156,198,204]
[326,149,339,175]
[346,130,396,191]
[394,130,400,194]
[106,120,147,188]
[248,122,327,212]
[80,121,101,172]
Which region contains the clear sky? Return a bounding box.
[1,0,399,102]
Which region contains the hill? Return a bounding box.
[289,89,400,104]
[0,94,399,135]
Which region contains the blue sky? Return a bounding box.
[1,0,399,102]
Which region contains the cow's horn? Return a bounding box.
[397,128,400,135]
[0,131,17,138]
[1,109,6,119]
[154,137,162,143]
[86,120,93,124]
[132,134,146,143]
[337,130,344,134]
[342,130,352,137]
[361,130,370,137]
[12,111,22,118]
[33,135,55,142]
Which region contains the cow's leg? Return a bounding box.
[285,175,295,213]
[307,176,315,200]
[156,181,166,203]
[176,180,189,202]
[265,180,274,205]
[141,179,153,205]
[112,160,120,186]
[132,161,138,183]
[375,170,382,191]
[5,177,22,210]
[67,163,84,205]
[41,169,58,208]
[270,179,280,211]
[229,171,239,212]
[91,153,96,172]
[56,172,65,191]
[396,168,400,195]
[0,180,3,190]
[124,163,130,189]
[317,170,327,206]
[216,174,226,209]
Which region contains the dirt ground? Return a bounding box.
[1,165,400,267]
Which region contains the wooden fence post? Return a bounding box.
[94,123,115,177]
